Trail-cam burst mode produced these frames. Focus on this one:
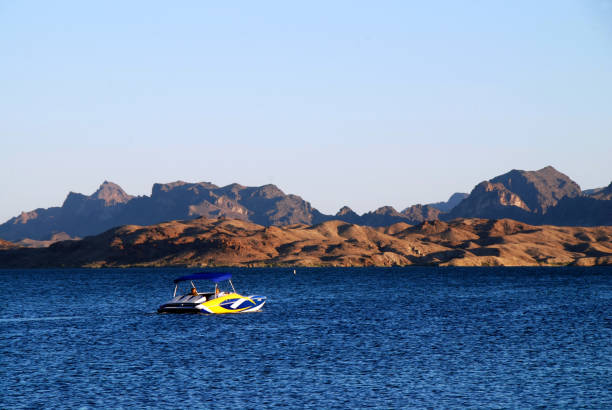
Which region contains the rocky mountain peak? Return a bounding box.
[336,206,357,216]
[334,206,361,224]
[223,183,247,192]
[446,166,583,222]
[93,181,133,205]
[373,206,400,215]
[251,184,285,199]
[490,166,580,213]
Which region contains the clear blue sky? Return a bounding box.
[1,0,611,221]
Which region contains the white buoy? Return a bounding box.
[293,269,296,275]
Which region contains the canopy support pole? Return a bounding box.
[173,283,178,298]
[229,279,236,293]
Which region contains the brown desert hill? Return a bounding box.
[17,232,78,248]
[379,222,413,236]
[0,216,610,268]
[0,239,19,250]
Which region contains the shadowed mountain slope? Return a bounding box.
[0,181,328,241]
[542,195,612,226]
[359,206,408,226]
[584,182,612,201]
[489,166,581,213]
[445,166,602,225]
[427,193,469,213]
[401,204,441,223]
[0,182,133,241]
[334,206,362,224]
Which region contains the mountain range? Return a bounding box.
[0,165,610,243]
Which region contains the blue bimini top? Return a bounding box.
[173,272,232,283]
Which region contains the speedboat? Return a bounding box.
[157,272,266,314]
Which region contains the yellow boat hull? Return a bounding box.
[200,293,266,314]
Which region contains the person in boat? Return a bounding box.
[215,286,225,298]
[190,287,198,296]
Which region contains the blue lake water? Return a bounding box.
[1,267,611,408]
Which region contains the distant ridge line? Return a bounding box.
[0,165,611,244]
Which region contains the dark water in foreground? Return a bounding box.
[1,267,611,408]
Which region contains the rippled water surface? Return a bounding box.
[1,267,611,408]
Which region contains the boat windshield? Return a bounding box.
[171,273,237,297]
